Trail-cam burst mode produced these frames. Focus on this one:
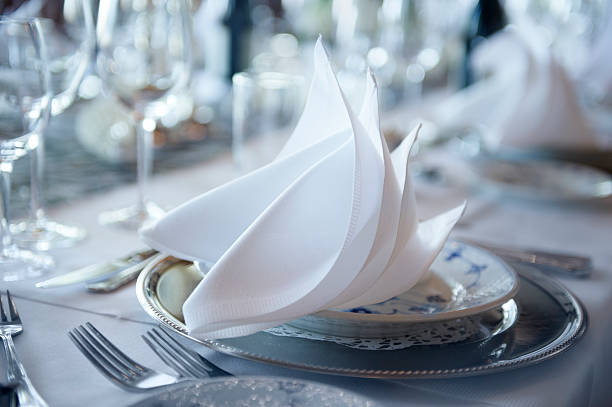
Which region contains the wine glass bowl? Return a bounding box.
[39,0,95,116]
[7,0,94,251]
[96,0,191,229]
[0,18,54,280]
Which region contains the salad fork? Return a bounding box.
[0,290,49,407]
[142,327,232,378]
[68,322,199,392]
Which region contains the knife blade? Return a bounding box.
[461,239,592,278]
[36,249,158,288]
[85,256,155,292]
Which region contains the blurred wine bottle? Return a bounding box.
[462,0,507,87]
[223,0,253,79]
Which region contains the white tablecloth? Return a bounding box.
[2,115,611,407]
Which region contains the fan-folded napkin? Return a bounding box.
[433,24,598,152]
[141,38,465,339]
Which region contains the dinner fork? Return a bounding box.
[68,322,199,392]
[142,327,232,378]
[0,290,49,407]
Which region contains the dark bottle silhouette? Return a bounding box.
[462,0,507,87]
[223,0,253,79]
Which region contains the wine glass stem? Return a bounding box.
[29,134,46,224]
[137,117,154,214]
[0,162,15,254]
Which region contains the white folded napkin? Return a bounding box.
[141,38,465,339]
[579,6,612,102]
[434,24,598,152]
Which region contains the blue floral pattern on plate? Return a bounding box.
[314,240,518,324]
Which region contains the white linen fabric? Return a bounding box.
[579,5,612,102]
[433,24,598,152]
[140,38,464,339]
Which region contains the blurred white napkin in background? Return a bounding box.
[141,38,464,339]
[579,5,612,103]
[433,24,599,152]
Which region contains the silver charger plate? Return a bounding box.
[128,376,377,407]
[136,253,586,378]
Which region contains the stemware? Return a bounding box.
[8,0,95,250]
[0,18,54,280]
[96,0,192,229]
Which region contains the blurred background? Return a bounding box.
[1,0,611,216]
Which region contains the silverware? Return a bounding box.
[142,327,232,378]
[0,291,49,407]
[36,248,158,289]
[85,258,153,293]
[68,322,199,392]
[462,239,593,278]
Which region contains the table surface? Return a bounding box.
[2,106,612,407]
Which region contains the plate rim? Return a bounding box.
[135,255,586,379]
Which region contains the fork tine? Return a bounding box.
[6,291,19,322]
[141,334,193,378]
[0,291,7,322]
[147,331,206,377]
[151,329,215,377]
[154,328,232,377]
[68,329,128,385]
[76,325,140,377]
[83,322,147,373]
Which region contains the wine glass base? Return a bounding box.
[98,201,165,230]
[0,246,54,282]
[11,219,87,251]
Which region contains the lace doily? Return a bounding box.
[265,317,481,351]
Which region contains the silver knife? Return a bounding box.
[462,239,592,278]
[85,258,152,292]
[36,249,158,288]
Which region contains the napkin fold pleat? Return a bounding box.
[141,37,464,339]
[140,130,348,263]
[277,37,353,160]
[183,40,387,337]
[326,73,405,308]
[184,137,355,330]
[337,127,464,308]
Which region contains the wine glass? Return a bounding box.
[96,0,191,229]
[0,17,54,280]
[8,0,95,250]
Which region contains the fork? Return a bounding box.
[68,322,199,392]
[0,290,49,407]
[142,327,232,378]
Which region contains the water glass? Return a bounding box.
[232,71,304,171]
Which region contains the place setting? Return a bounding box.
[32,38,586,405]
[125,42,586,383]
[1,0,610,406]
[408,20,612,204]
